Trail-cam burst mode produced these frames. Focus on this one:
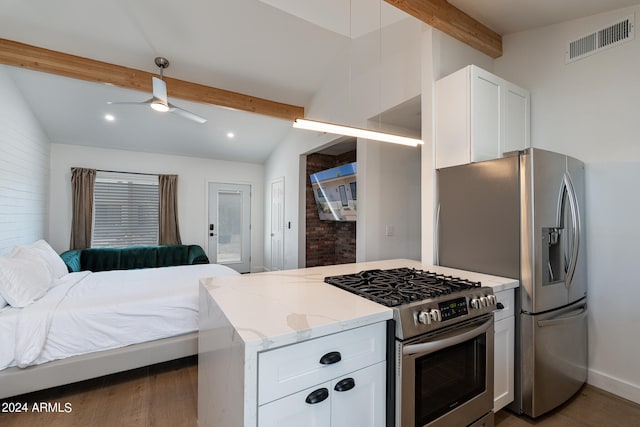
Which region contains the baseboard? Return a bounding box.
[588,368,640,405]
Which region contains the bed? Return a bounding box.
[0,246,238,399]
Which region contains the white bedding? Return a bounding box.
[0,263,238,370]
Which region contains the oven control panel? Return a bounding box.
[417,297,468,325]
[415,294,496,326]
[438,297,469,320]
[398,288,496,339]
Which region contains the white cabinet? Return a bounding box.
[435,65,530,169]
[258,322,387,427]
[493,289,515,412]
[258,362,386,427]
[331,363,386,427]
[502,81,529,154]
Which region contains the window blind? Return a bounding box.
[92,172,159,247]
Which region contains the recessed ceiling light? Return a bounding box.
[227,132,235,138]
[104,114,115,122]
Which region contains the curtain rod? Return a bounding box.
[95,169,158,177]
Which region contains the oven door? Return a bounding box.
[399,314,494,427]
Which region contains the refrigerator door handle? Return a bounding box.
[536,304,587,328]
[564,173,581,289]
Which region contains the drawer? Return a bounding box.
[494,289,515,321]
[258,322,386,405]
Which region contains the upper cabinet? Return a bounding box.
[435,65,530,169]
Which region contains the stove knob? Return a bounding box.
[417,311,432,325]
[430,309,442,322]
[488,295,497,306]
[480,296,489,307]
[470,298,480,309]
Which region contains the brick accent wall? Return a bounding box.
[305,151,356,267]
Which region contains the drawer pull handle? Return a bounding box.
[305,387,329,404]
[496,302,505,310]
[334,377,355,392]
[319,351,342,365]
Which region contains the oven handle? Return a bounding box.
[402,317,493,356]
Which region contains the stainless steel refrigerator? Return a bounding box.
[437,148,587,418]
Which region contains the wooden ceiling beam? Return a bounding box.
[384,0,502,58]
[0,38,304,122]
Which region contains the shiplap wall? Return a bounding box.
[0,66,50,255]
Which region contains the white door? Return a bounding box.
[270,178,284,271]
[208,183,251,273]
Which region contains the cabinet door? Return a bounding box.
[258,382,331,427]
[435,66,470,169]
[502,81,530,154]
[331,363,386,427]
[470,66,501,163]
[493,316,515,412]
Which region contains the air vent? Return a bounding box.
[566,14,635,63]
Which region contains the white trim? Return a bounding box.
[588,368,640,405]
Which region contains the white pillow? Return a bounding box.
[26,240,69,279]
[0,294,7,310]
[0,251,53,307]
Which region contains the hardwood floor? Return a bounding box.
[495,385,640,427]
[2,357,639,426]
[0,356,198,427]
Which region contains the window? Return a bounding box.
[92,171,159,247]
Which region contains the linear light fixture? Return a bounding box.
[293,118,423,147]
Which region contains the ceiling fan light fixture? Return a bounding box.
[293,118,423,147]
[150,98,170,113]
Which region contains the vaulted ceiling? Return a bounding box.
[1,0,638,162]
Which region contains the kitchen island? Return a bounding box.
[198,259,518,426]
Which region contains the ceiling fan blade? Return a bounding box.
[107,99,152,106]
[108,73,205,123]
[152,77,168,103]
[168,103,208,124]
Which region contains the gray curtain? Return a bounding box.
[69,167,96,250]
[159,174,182,245]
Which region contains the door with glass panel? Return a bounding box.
[208,183,251,273]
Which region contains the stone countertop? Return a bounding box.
[199,259,519,352]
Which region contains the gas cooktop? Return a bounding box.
[324,267,496,339]
[324,267,483,307]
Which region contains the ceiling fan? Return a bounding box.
[107,57,207,124]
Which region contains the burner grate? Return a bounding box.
[324,268,481,307]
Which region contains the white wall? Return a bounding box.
[50,144,265,272]
[494,6,640,403]
[264,15,423,270]
[356,138,421,261]
[0,66,51,255]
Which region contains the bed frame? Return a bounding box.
[0,332,197,399]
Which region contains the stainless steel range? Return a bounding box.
[325,267,496,427]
